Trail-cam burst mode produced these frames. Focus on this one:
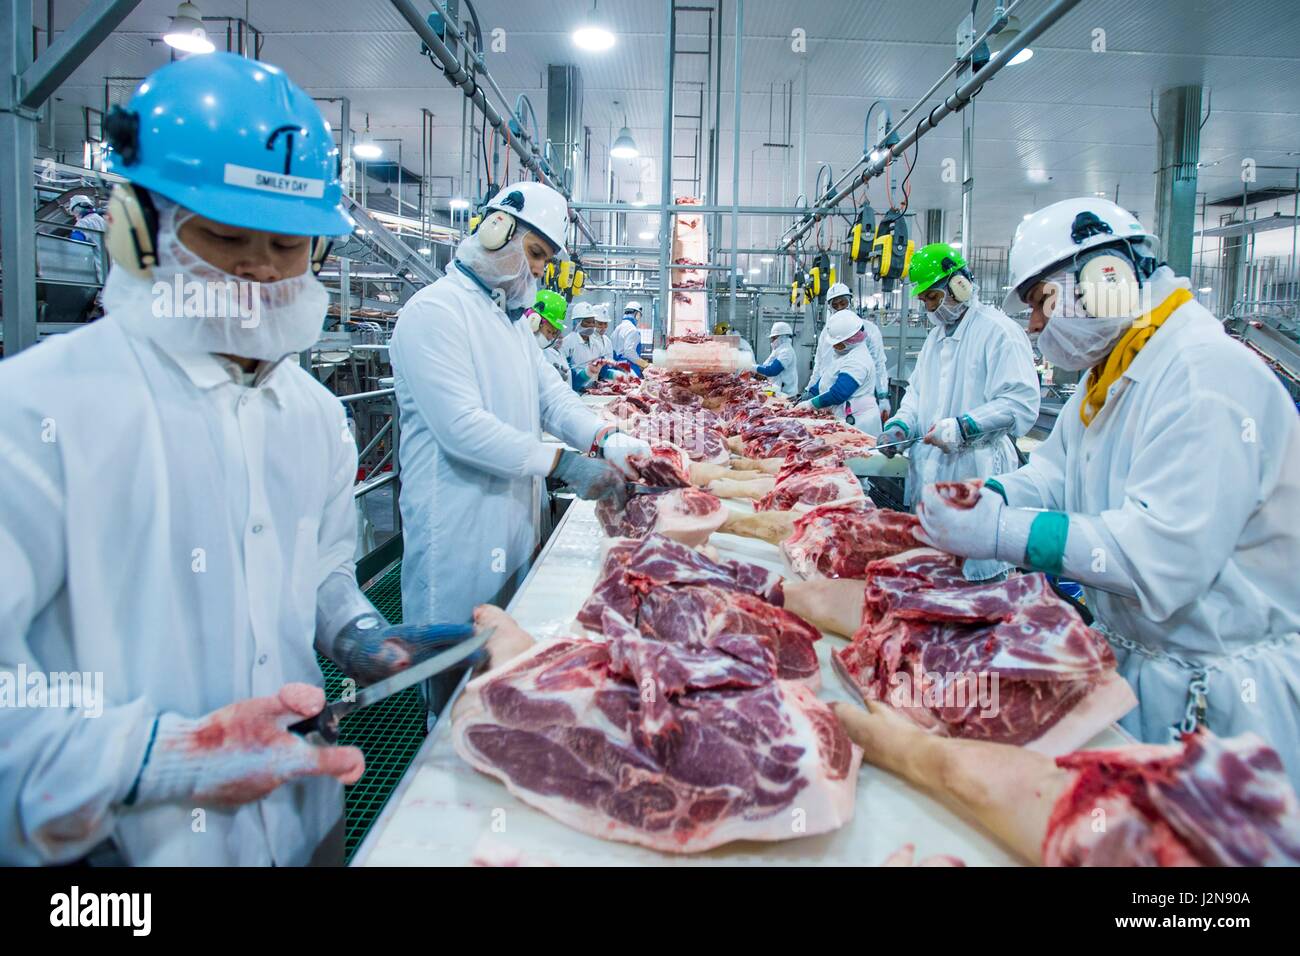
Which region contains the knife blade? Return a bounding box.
[289,628,492,744]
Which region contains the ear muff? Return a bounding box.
[475,210,517,251]
[947,271,973,303]
[310,237,332,276]
[104,183,159,279]
[1076,252,1139,319]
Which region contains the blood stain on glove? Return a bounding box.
[933,479,984,510]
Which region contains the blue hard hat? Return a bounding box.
[104,52,352,236]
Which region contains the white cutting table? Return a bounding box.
[351,493,1128,867]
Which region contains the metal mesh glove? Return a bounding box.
[553,449,629,507]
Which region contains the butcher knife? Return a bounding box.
[288,628,492,744]
[627,482,679,495]
[870,436,921,455]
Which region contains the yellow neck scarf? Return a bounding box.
[1079,287,1193,426]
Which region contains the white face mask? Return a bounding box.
[454,230,540,309]
[105,197,327,362]
[926,292,967,330]
[534,331,551,348]
[1034,269,1134,370]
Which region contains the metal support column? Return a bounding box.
[657,1,676,341]
[1153,85,1204,277]
[726,0,743,310]
[960,101,974,250]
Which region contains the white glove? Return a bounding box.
[914,482,1004,561]
[794,399,816,412]
[923,417,963,454]
[878,397,892,418]
[599,431,653,478]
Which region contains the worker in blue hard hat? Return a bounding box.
[0,52,477,867]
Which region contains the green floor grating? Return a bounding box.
[317,561,430,863]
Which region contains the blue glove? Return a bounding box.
[335,620,482,685]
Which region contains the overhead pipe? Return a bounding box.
[388,0,597,245]
[779,0,1051,249]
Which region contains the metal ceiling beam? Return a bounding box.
[778,0,1083,251]
[387,0,598,247]
[20,0,141,109]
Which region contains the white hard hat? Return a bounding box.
[624,300,643,313]
[827,282,852,302]
[68,194,94,212]
[594,303,610,322]
[769,321,793,338]
[1004,197,1156,312]
[571,301,597,321]
[485,181,572,260]
[825,309,864,346]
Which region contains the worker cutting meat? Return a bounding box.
[754,321,799,396]
[915,198,1300,789]
[797,309,882,436]
[0,53,470,866]
[389,180,650,640]
[808,282,890,418]
[611,299,649,373]
[563,300,612,391]
[879,241,1040,579]
[531,289,570,385]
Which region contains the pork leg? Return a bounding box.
[688,462,767,485]
[729,455,784,474]
[781,577,866,637]
[718,509,797,545]
[707,476,777,500]
[833,698,1071,865]
[451,606,536,722]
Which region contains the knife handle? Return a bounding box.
[288,706,344,745]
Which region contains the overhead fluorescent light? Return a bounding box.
[352,141,382,160]
[639,230,654,240]
[418,247,432,255]
[749,267,761,274]
[1199,286,1213,293]
[1009,48,1034,65]
[164,2,215,54]
[449,198,471,210]
[760,257,773,263]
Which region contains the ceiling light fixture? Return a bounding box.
[448,198,471,211]
[992,15,1032,65]
[353,114,382,159]
[164,2,215,54]
[573,1,616,51]
[418,247,432,255]
[610,103,638,160]
[639,230,655,240]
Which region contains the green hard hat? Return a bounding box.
[533,289,568,331]
[910,242,967,296]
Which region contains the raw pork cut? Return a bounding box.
[834,549,1134,751]
[577,534,819,685]
[452,632,860,853]
[756,465,866,512]
[623,411,729,465]
[782,504,924,578]
[595,486,726,548]
[1044,730,1300,866]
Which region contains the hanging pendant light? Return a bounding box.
[164,2,215,54]
[353,113,382,159]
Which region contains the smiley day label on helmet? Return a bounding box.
[223,163,325,198]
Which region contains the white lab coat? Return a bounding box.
[758,337,799,396]
[562,330,607,371]
[72,211,107,280]
[611,317,644,362]
[995,269,1300,788]
[863,318,891,407]
[0,319,356,865]
[593,331,615,360]
[892,300,1040,506]
[389,267,603,628]
[541,339,571,385]
[812,342,881,437]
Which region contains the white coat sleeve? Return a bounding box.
[1056,381,1272,621]
[390,302,560,479]
[533,339,604,452]
[0,421,153,864]
[992,391,1075,511]
[963,321,1040,437]
[869,324,890,398]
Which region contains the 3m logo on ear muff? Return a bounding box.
[498,190,525,212]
